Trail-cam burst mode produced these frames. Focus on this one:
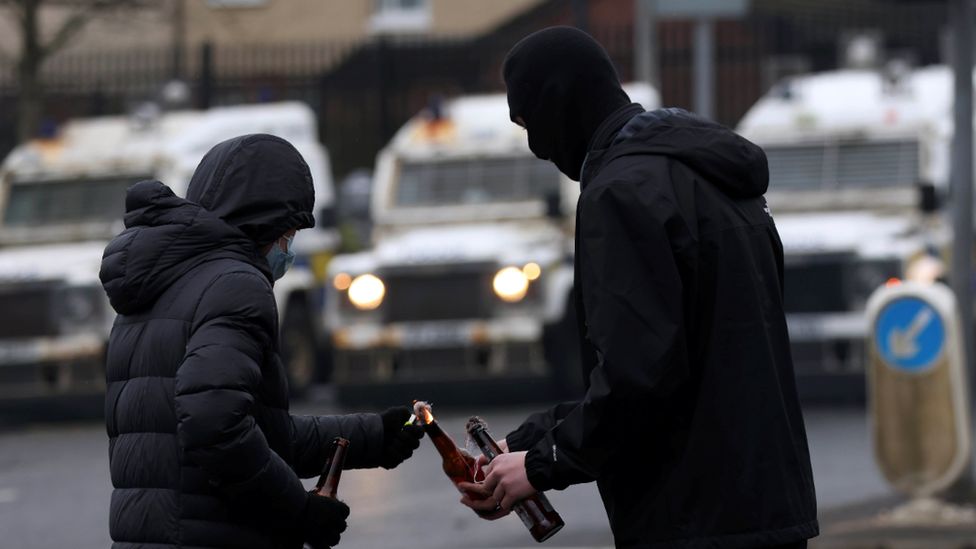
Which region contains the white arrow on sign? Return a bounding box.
[887,307,935,360]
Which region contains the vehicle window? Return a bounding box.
[3,176,139,227]
[765,138,919,190]
[395,156,561,207]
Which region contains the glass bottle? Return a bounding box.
[467,417,565,543]
[313,437,350,499]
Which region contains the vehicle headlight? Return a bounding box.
[493,266,529,303]
[347,274,385,310]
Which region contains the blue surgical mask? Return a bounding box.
[265,235,295,281]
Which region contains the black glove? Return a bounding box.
[379,406,425,469]
[301,493,349,549]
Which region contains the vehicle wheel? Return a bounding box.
[281,298,318,397]
[544,295,584,399]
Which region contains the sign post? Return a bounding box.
[654,0,749,120]
[866,282,972,497]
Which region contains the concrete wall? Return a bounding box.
[0,0,544,59]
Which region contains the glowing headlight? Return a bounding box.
[348,274,385,310]
[493,266,529,303]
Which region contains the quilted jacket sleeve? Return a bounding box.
[289,413,386,477]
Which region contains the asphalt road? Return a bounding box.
[0,395,890,549]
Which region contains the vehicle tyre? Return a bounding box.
[281,297,318,397]
[544,294,584,399]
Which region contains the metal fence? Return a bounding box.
[0,0,949,177]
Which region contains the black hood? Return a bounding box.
[185,134,315,246]
[503,27,630,181]
[586,108,769,198]
[100,180,271,315]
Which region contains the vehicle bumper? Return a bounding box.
[787,311,867,343]
[332,317,547,383]
[787,312,868,403]
[0,333,105,399]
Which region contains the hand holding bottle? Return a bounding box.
[300,493,349,548]
[458,450,534,518]
[378,407,425,469]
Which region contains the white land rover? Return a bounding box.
[0,101,338,399]
[325,84,658,401]
[736,65,952,399]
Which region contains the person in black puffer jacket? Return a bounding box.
[100,134,423,549]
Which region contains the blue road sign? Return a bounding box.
[875,297,945,372]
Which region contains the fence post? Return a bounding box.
[376,37,392,142]
[198,42,213,110]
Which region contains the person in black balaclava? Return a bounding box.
[459,27,819,549]
[100,134,425,549]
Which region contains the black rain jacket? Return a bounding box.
[100,135,386,549]
[506,107,818,548]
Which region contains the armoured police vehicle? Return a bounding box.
[0,102,338,398]
[325,84,658,401]
[737,64,951,399]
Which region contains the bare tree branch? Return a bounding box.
[0,0,27,24]
[41,6,93,58]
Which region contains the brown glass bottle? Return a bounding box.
[467,418,565,543]
[414,401,486,489]
[313,437,349,499]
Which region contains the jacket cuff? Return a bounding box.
[505,423,536,453]
[524,441,555,492]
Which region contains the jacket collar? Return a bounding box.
[580,103,645,189]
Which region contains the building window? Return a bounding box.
[369,0,431,34]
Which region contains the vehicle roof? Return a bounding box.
[1,101,321,181]
[737,65,953,141]
[388,82,661,159]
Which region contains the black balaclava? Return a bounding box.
[503,26,631,181]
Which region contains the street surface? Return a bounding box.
[0,396,891,549]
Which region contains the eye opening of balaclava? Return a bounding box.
[502,26,631,181]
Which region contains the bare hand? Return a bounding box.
[483,451,535,512]
[472,438,508,470]
[458,481,509,520]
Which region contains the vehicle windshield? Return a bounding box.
[3,176,138,227]
[395,155,561,207]
[765,138,919,190]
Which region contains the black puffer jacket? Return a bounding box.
[100,135,385,549]
[506,108,818,548]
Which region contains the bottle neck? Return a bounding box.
[426,420,462,458]
[316,439,348,498]
[469,427,502,460]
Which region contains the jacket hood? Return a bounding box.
[100,180,271,315]
[185,134,315,246]
[589,108,769,198]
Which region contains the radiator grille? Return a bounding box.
[0,282,59,339]
[382,266,493,323]
[765,138,919,190]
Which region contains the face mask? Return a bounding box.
[265,235,295,281]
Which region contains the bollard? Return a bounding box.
[865,281,972,498]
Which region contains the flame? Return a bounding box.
[413,400,435,424]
